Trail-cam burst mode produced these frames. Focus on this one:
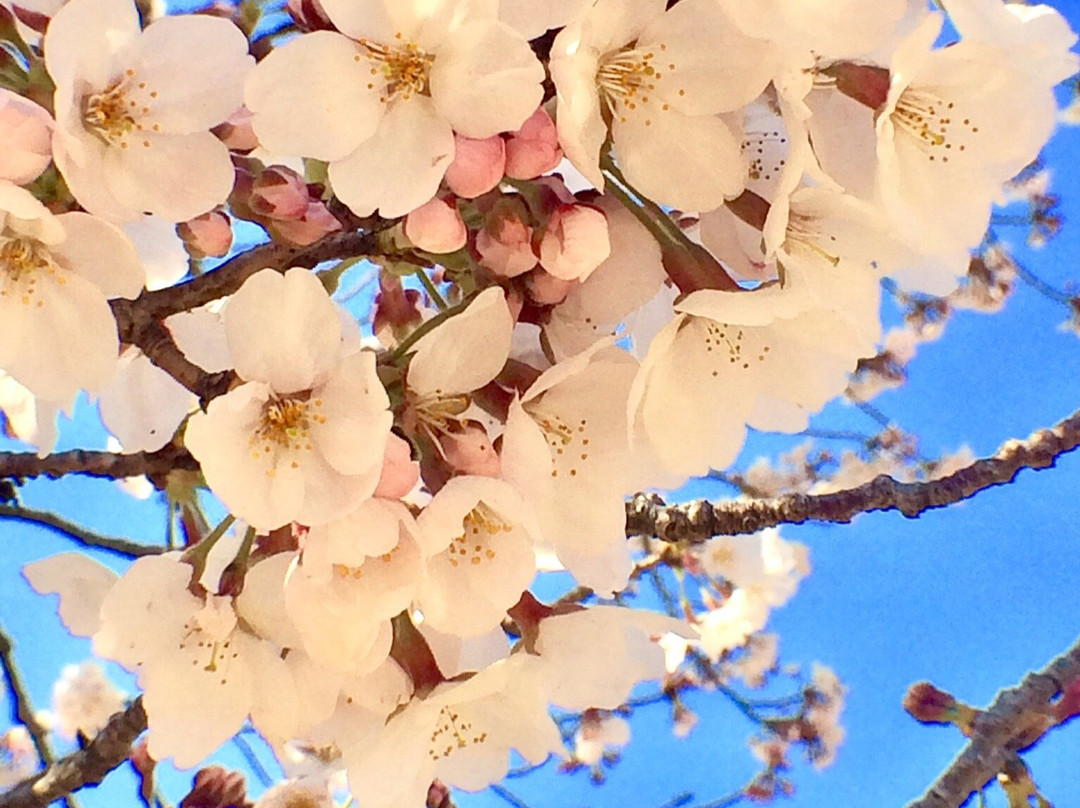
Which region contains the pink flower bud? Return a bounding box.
[539,203,610,281]
[439,424,501,478]
[250,165,309,220]
[0,88,52,185]
[211,106,259,152]
[524,268,576,305]
[444,133,505,198]
[476,199,536,278]
[373,433,420,499]
[177,210,232,258]
[505,107,562,180]
[404,196,467,254]
[272,200,342,246]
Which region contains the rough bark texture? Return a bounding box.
[904,637,1080,808]
[0,445,197,481]
[0,700,147,808]
[625,408,1080,542]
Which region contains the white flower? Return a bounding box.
[530,605,690,711]
[45,0,252,222]
[550,0,776,210]
[345,655,562,808]
[701,529,810,608]
[498,0,592,40]
[416,476,540,637]
[501,342,640,593]
[185,268,392,531]
[284,499,421,672]
[0,181,144,408]
[404,286,513,447]
[51,662,127,740]
[695,589,770,661]
[246,0,543,217]
[876,13,1064,255]
[629,281,878,479]
[574,713,631,766]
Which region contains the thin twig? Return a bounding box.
[0,505,162,558]
[0,622,55,765]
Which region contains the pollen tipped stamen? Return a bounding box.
[597,46,665,114]
[358,35,434,103]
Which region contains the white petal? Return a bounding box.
[98,349,192,452]
[54,212,145,299]
[226,268,343,393]
[103,130,235,222]
[43,0,139,88]
[23,553,118,637]
[430,20,544,138]
[245,32,384,162]
[311,351,391,476]
[127,14,253,133]
[407,287,513,395]
[614,108,744,211]
[328,97,454,218]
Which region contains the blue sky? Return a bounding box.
[5,2,1080,807]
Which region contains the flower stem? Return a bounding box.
[414,268,449,310]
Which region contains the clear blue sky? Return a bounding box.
[5,2,1080,807]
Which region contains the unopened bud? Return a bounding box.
[178,210,232,258]
[903,681,977,731]
[404,197,466,254]
[250,165,309,220]
[212,106,259,152]
[373,433,420,499]
[539,203,610,281]
[476,199,536,278]
[272,201,341,246]
[505,107,562,180]
[179,766,250,808]
[444,133,505,198]
[0,88,52,185]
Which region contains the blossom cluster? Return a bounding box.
[2,0,1076,802]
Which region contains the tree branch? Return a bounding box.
[0,505,163,558]
[904,635,1080,808]
[625,408,1080,542]
[0,445,197,482]
[0,699,147,808]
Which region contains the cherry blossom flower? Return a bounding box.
[50,662,127,740]
[185,268,392,530]
[629,281,878,479]
[44,0,253,222]
[345,655,562,808]
[0,181,144,415]
[404,196,467,254]
[245,0,543,218]
[550,0,776,210]
[875,13,1066,255]
[502,342,641,593]
[415,476,540,637]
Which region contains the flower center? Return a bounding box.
[891,89,977,165]
[0,237,61,307]
[596,42,680,126]
[357,34,434,104]
[445,503,512,569]
[249,394,326,471]
[428,705,489,761]
[524,403,592,480]
[700,320,771,377]
[81,69,162,149]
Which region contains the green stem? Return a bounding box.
[180,513,235,580]
[415,268,449,310]
[600,154,691,252]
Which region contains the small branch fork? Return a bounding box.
[626,407,1080,543]
[904,636,1080,808]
